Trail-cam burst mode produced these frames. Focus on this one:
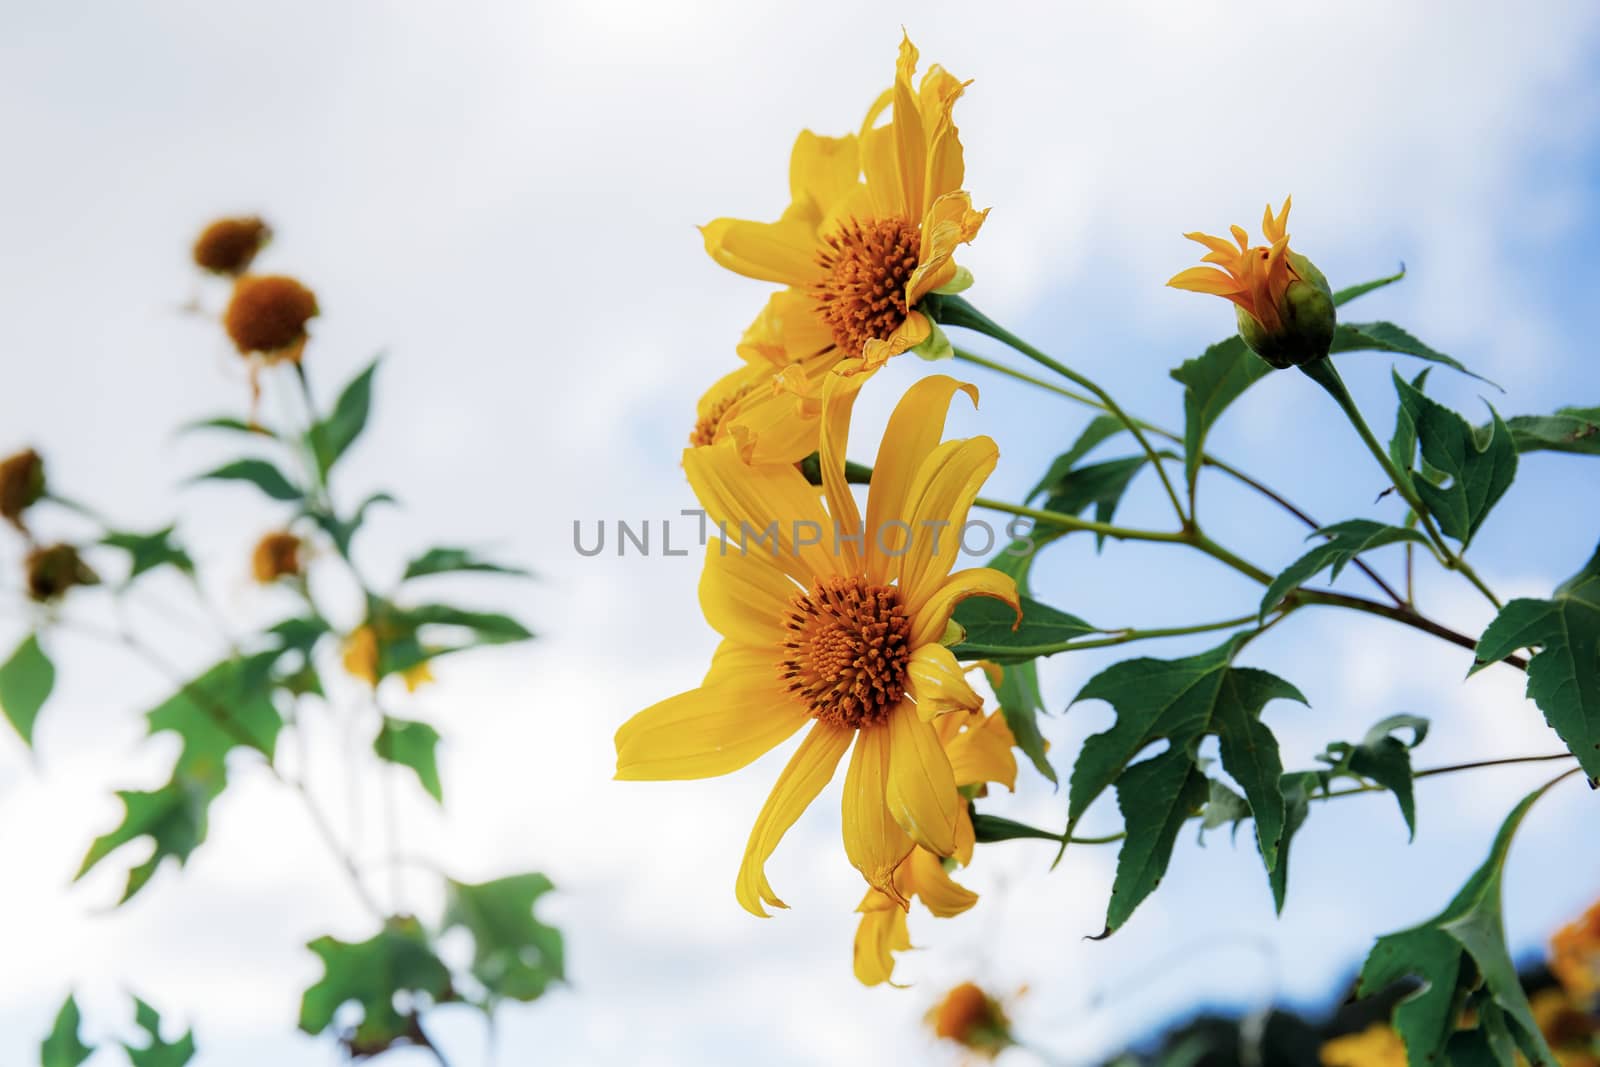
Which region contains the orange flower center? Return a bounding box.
[779,576,911,729]
[934,982,996,1043]
[689,382,758,447]
[812,216,919,358]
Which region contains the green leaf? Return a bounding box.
[191,458,301,502]
[1197,778,1250,843]
[77,655,282,901]
[1171,335,1270,486]
[1101,751,1208,935]
[1502,406,1600,457]
[375,717,443,803]
[402,546,531,582]
[0,633,54,746]
[101,525,195,581]
[310,490,397,556]
[125,998,196,1067]
[1259,520,1430,619]
[1332,267,1406,307]
[1320,714,1429,838]
[1025,415,1127,502]
[1039,454,1161,548]
[179,415,276,439]
[444,874,565,1005]
[973,537,1061,783]
[309,358,380,477]
[1392,371,1517,545]
[1068,636,1306,931]
[1475,545,1600,781]
[948,593,1096,665]
[396,604,534,644]
[41,994,93,1067]
[1267,770,1320,912]
[300,916,452,1054]
[1359,776,1570,1067]
[1331,321,1493,386]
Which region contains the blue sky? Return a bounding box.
[1,3,1598,1064]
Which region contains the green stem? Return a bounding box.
[953,347,1407,606]
[973,497,1189,547]
[1315,752,1576,801]
[1028,613,1263,655]
[939,296,1189,524]
[1299,359,1502,610]
[1293,588,1525,670]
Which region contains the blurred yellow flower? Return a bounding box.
[343,625,434,692]
[854,708,1016,987]
[225,274,319,360]
[1168,198,1336,369]
[1552,900,1600,1003]
[617,375,1018,914]
[1319,1023,1407,1067]
[927,981,1015,1060]
[697,34,986,463]
[1531,987,1600,1067]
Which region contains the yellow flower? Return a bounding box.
[697,34,986,464]
[342,625,433,692]
[1552,900,1600,1003]
[1168,197,1337,369]
[854,707,1017,986]
[927,981,1015,1060]
[1319,1024,1408,1067]
[616,374,1019,915]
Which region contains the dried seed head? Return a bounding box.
[225,274,319,358]
[193,217,272,276]
[251,531,302,583]
[25,543,98,603]
[0,448,45,531]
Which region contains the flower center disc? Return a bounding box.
[812,216,920,358]
[779,576,911,729]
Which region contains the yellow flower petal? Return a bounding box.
[853,897,911,987]
[907,191,988,307]
[736,720,854,916]
[895,435,1000,613]
[860,122,904,220]
[953,801,975,866]
[818,371,867,572]
[789,130,860,221]
[616,678,809,781]
[1167,265,1244,296]
[857,307,933,372]
[892,32,928,221]
[907,643,983,721]
[842,723,914,902]
[684,442,843,585]
[945,711,1019,792]
[910,566,1020,648]
[885,699,960,856]
[863,375,980,585]
[700,217,821,287]
[698,541,798,646]
[903,847,978,918]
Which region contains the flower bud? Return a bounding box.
[251,531,302,584]
[224,274,319,359]
[25,543,98,602]
[1169,197,1337,369]
[193,217,272,276]
[0,448,45,531]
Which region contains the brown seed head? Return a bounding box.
[193,217,272,276]
[225,274,319,357]
[930,982,1013,1056]
[251,531,302,584]
[778,576,911,729]
[0,448,45,530]
[25,543,98,603]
